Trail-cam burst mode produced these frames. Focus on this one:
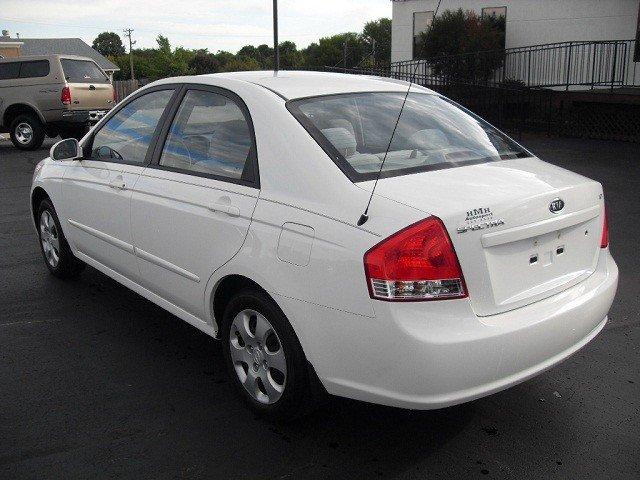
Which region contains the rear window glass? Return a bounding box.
[0,62,20,80]
[287,91,531,182]
[61,59,108,83]
[19,60,50,78]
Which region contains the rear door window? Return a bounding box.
[19,60,50,78]
[61,59,108,83]
[158,89,257,184]
[0,62,20,80]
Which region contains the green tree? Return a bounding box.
[361,18,391,67]
[279,41,302,68]
[189,50,220,75]
[418,9,505,81]
[302,32,366,68]
[92,32,125,57]
[218,56,261,72]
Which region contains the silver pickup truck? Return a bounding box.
[0,54,114,150]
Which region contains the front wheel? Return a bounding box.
[37,199,85,279]
[221,290,310,419]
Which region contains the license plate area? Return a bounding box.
[484,216,600,309]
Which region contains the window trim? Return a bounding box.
[146,83,260,189]
[286,91,532,183]
[82,84,181,167]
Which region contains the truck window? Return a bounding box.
[19,60,50,78]
[0,62,20,80]
[61,59,108,83]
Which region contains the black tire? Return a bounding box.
[36,198,85,279]
[10,114,46,150]
[221,289,310,420]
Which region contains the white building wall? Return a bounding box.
[392,0,640,63]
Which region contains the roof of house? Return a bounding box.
[0,37,119,71]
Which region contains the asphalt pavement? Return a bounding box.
[1,135,638,479]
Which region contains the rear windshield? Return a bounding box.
[287,92,531,182]
[61,59,108,83]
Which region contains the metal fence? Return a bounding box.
[392,39,640,91]
[323,65,640,143]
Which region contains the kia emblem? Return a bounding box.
[549,198,565,213]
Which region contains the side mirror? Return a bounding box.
[50,138,82,161]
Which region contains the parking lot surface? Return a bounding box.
[1,135,638,479]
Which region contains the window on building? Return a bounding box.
[482,6,507,48]
[413,11,434,59]
[635,2,640,62]
[481,6,507,19]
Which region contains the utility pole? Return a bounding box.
[123,28,136,81]
[343,40,348,69]
[273,0,279,72]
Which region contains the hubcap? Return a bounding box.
[15,122,33,145]
[229,309,287,405]
[40,210,60,268]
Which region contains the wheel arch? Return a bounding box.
[3,103,45,128]
[211,274,274,337]
[31,186,50,226]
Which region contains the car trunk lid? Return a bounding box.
[365,157,605,316]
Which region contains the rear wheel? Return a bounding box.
[10,114,45,150]
[37,198,85,279]
[221,289,309,419]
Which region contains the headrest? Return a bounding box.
[321,127,357,157]
[409,129,450,150]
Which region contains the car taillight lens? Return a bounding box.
[364,217,467,301]
[61,86,71,105]
[600,204,609,248]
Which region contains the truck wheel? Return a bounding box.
[10,114,46,151]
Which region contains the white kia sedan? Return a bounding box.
[31,71,618,417]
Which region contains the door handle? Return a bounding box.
[208,203,240,217]
[109,176,126,190]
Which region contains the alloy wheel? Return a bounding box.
[229,309,287,404]
[15,122,33,145]
[40,210,60,268]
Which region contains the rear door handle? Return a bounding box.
[109,175,126,190]
[208,203,240,217]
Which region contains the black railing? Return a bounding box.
[391,39,640,91]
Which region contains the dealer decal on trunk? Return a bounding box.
[457,207,505,234]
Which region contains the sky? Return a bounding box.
[0,0,391,53]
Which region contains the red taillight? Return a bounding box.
[364,217,467,301]
[61,86,71,105]
[600,204,609,248]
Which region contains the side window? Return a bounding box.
[19,60,50,78]
[90,89,174,164]
[159,89,255,183]
[0,62,20,80]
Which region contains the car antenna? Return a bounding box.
[357,0,442,227]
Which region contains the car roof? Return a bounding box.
[156,70,437,101]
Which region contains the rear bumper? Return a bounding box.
[60,109,109,124]
[277,249,618,409]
